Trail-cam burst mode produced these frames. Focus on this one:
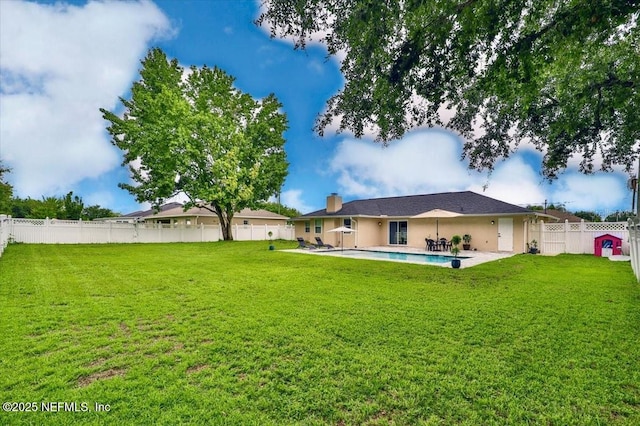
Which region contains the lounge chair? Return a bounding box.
[315,237,334,249]
[297,237,316,249]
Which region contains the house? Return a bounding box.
[141,204,289,227]
[294,191,538,252]
[95,202,184,223]
[99,203,289,227]
[540,209,584,223]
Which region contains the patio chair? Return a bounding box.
[297,237,316,249]
[425,238,438,251]
[315,237,334,249]
[440,238,452,251]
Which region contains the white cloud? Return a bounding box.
[468,156,546,207]
[0,0,173,197]
[329,131,475,198]
[549,173,628,212]
[327,129,630,212]
[280,189,315,213]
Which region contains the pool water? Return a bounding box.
[325,249,467,264]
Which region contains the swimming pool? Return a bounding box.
[317,249,468,265]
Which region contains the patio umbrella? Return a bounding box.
[411,209,463,240]
[327,226,356,251]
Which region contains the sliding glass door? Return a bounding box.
[389,221,408,245]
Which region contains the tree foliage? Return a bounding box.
[604,210,635,222]
[573,210,602,222]
[258,201,302,219]
[0,162,12,215]
[526,203,567,212]
[82,205,120,221]
[101,48,289,240]
[0,192,118,220]
[61,192,84,220]
[4,191,118,220]
[258,0,639,178]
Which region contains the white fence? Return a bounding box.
[0,217,294,255]
[0,215,10,257]
[628,217,640,281]
[528,220,629,255]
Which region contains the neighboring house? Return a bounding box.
[142,205,289,227]
[98,203,289,227]
[294,191,539,253]
[541,209,584,223]
[95,202,183,223]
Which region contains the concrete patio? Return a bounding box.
[288,245,517,268]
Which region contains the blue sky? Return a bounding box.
[0,0,636,217]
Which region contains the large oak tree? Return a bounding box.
[101,48,288,240]
[258,0,639,179]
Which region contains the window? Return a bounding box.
[304,221,310,233]
[243,220,249,225]
[314,219,322,234]
[343,218,351,229]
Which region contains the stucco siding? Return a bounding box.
[294,215,531,252]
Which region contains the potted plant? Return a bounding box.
[268,231,274,251]
[462,234,472,250]
[528,239,538,254]
[450,234,462,268]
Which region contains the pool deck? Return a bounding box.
[286,245,517,268]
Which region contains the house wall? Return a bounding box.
[407,216,529,252]
[294,215,531,252]
[352,218,385,247]
[295,217,358,247]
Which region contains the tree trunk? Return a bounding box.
[214,206,234,241]
[220,217,233,241]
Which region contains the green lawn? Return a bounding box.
[0,241,639,425]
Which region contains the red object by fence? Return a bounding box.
[594,234,622,256]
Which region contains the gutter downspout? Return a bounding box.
[351,217,357,248]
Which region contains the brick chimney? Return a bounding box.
[326,193,342,213]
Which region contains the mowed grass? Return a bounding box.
[0,241,639,425]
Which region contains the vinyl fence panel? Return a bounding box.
[0,215,10,257]
[0,217,294,253]
[628,217,640,281]
[539,220,629,255]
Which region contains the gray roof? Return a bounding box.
[149,206,289,220]
[121,202,183,218]
[542,209,584,223]
[299,191,534,218]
